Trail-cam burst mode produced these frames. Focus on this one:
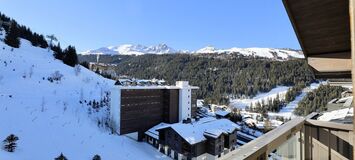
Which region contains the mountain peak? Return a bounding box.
[81,44,178,56]
[80,44,304,60]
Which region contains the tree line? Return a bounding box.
[0,12,78,67]
[79,54,316,104]
[294,84,346,116]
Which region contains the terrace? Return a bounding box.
[224,0,355,159]
[225,113,352,159]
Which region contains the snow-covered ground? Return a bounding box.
[0,39,168,159]
[267,82,322,119]
[230,86,290,110]
[230,82,322,120]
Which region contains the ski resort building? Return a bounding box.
[110,81,198,140]
[145,117,240,160]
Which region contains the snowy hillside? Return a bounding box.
[81,44,178,56]
[194,46,304,59]
[230,86,290,110]
[0,39,167,159]
[82,44,304,60]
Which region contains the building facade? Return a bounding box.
[110,81,198,140]
[145,118,240,160]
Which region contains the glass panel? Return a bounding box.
[269,131,302,160]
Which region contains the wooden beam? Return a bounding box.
[308,56,352,72]
[350,0,355,157]
[282,0,308,56]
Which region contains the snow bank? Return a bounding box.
[0,39,168,159]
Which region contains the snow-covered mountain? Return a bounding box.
[0,37,168,159]
[81,44,178,56]
[195,46,304,59]
[81,44,304,60]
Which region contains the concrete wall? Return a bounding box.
[110,87,121,134]
[176,81,192,121]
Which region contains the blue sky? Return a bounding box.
[0,0,300,52]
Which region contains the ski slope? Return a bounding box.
[230,86,290,110]
[0,39,168,160]
[268,82,322,119]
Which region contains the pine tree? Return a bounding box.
[63,45,78,67]
[54,153,68,160]
[4,22,20,48]
[52,42,64,60]
[92,154,101,160]
[2,134,19,152]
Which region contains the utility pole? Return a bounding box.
[46,34,57,52]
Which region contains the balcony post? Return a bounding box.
[351,0,355,156]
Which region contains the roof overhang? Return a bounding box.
[283,0,351,79]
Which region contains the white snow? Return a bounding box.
[230,82,321,119]
[81,44,304,60]
[267,82,322,119]
[0,39,168,159]
[145,123,168,140]
[156,117,240,145]
[81,44,178,56]
[230,86,290,110]
[195,46,304,60]
[317,107,354,122]
[214,110,230,117]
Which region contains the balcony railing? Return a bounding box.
[223,113,353,160]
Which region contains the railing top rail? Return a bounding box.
[305,112,353,131]
[305,119,353,131]
[223,117,305,160]
[223,112,353,160]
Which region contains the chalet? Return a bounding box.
[214,110,231,119]
[145,117,240,160]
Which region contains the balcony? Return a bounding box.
[223,113,353,160]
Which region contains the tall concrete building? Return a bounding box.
[110,81,198,140]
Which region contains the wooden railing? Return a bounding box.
[222,113,353,160]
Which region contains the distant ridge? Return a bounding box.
[81,44,304,60]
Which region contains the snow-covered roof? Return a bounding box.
[145,123,168,139]
[155,117,240,145]
[215,110,230,117]
[337,96,353,103]
[318,107,353,122]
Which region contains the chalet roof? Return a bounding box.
[155,117,240,145]
[145,122,168,139]
[318,107,353,123]
[283,0,351,78]
[215,110,231,117]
